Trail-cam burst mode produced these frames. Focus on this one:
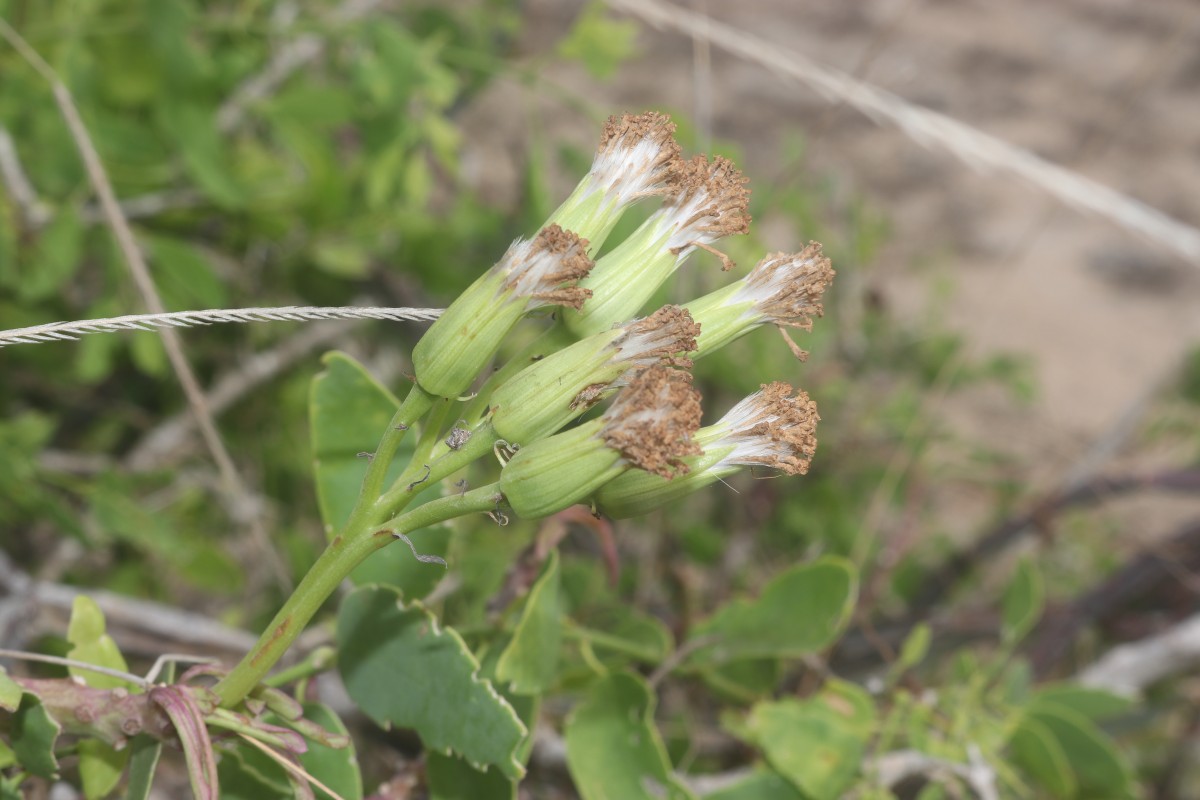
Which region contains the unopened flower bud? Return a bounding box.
[412,225,593,398]
[548,112,683,255]
[687,243,833,359]
[594,382,818,518]
[563,154,752,338]
[489,306,700,444]
[500,367,702,519]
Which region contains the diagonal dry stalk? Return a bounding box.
[0,18,293,591]
[605,0,1200,266]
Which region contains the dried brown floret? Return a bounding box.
[742,242,835,331]
[614,305,702,369]
[601,366,703,478]
[503,224,595,309]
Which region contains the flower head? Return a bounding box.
[489,305,700,444]
[701,381,818,475]
[563,155,751,338]
[503,223,595,310]
[499,366,702,519]
[594,382,818,518]
[548,112,683,255]
[599,364,704,478]
[412,224,593,398]
[687,242,834,359]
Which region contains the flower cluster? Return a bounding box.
[402,111,834,524]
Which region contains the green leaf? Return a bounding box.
[312,237,372,279]
[1030,684,1134,722]
[895,622,931,674]
[427,751,516,800]
[564,672,695,800]
[557,1,638,79]
[79,739,128,800]
[145,235,229,309]
[216,743,293,799]
[0,670,21,712]
[124,734,164,800]
[0,739,13,770]
[298,702,363,800]
[67,595,132,690]
[1001,557,1043,644]
[702,768,804,800]
[699,658,781,702]
[21,208,84,301]
[337,585,527,779]
[1027,707,1133,797]
[159,101,243,207]
[1009,717,1076,798]
[496,550,562,694]
[309,352,449,595]
[11,693,62,779]
[310,352,405,535]
[741,696,866,800]
[686,558,857,667]
[126,663,173,800]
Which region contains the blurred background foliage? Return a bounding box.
[2,0,1198,797]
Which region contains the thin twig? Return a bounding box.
[0,305,442,348]
[1029,516,1200,677]
[0,648,150,687]
[1076,612,1200,697]
[0,123,52,226]
[909,469,1200,613]
[605,0,1200,266]
[0,18,297,590]
[873,746,1000,800]
[0,548,258,654]
[127,319,357,469]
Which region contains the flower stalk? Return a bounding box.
[213,485,504,708]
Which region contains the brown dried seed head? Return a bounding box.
[598,112,679,158]
[593,112,685,201]
[667,155,752,250]
[718,382,819,475]
[602,366,703,478]
[504,224,596,309]
[615,305,702,369]
[742,242,835,331]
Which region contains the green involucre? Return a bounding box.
[499,420,625,519]
[412,270,524,399]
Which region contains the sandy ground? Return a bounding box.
[460,0,1200,548]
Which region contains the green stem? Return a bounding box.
[347,384,435,531]
[562,623,663,664]
[213,485,504,708]
[372,420,499,523]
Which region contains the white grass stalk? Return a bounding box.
[0,306,443,348]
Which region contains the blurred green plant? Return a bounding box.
[0,2,1171,799]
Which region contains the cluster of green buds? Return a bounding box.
[395,111,834,527]
[214,111,837,711]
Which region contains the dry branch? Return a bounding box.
[1077,612,1200,697]
[910,469,1200,612]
